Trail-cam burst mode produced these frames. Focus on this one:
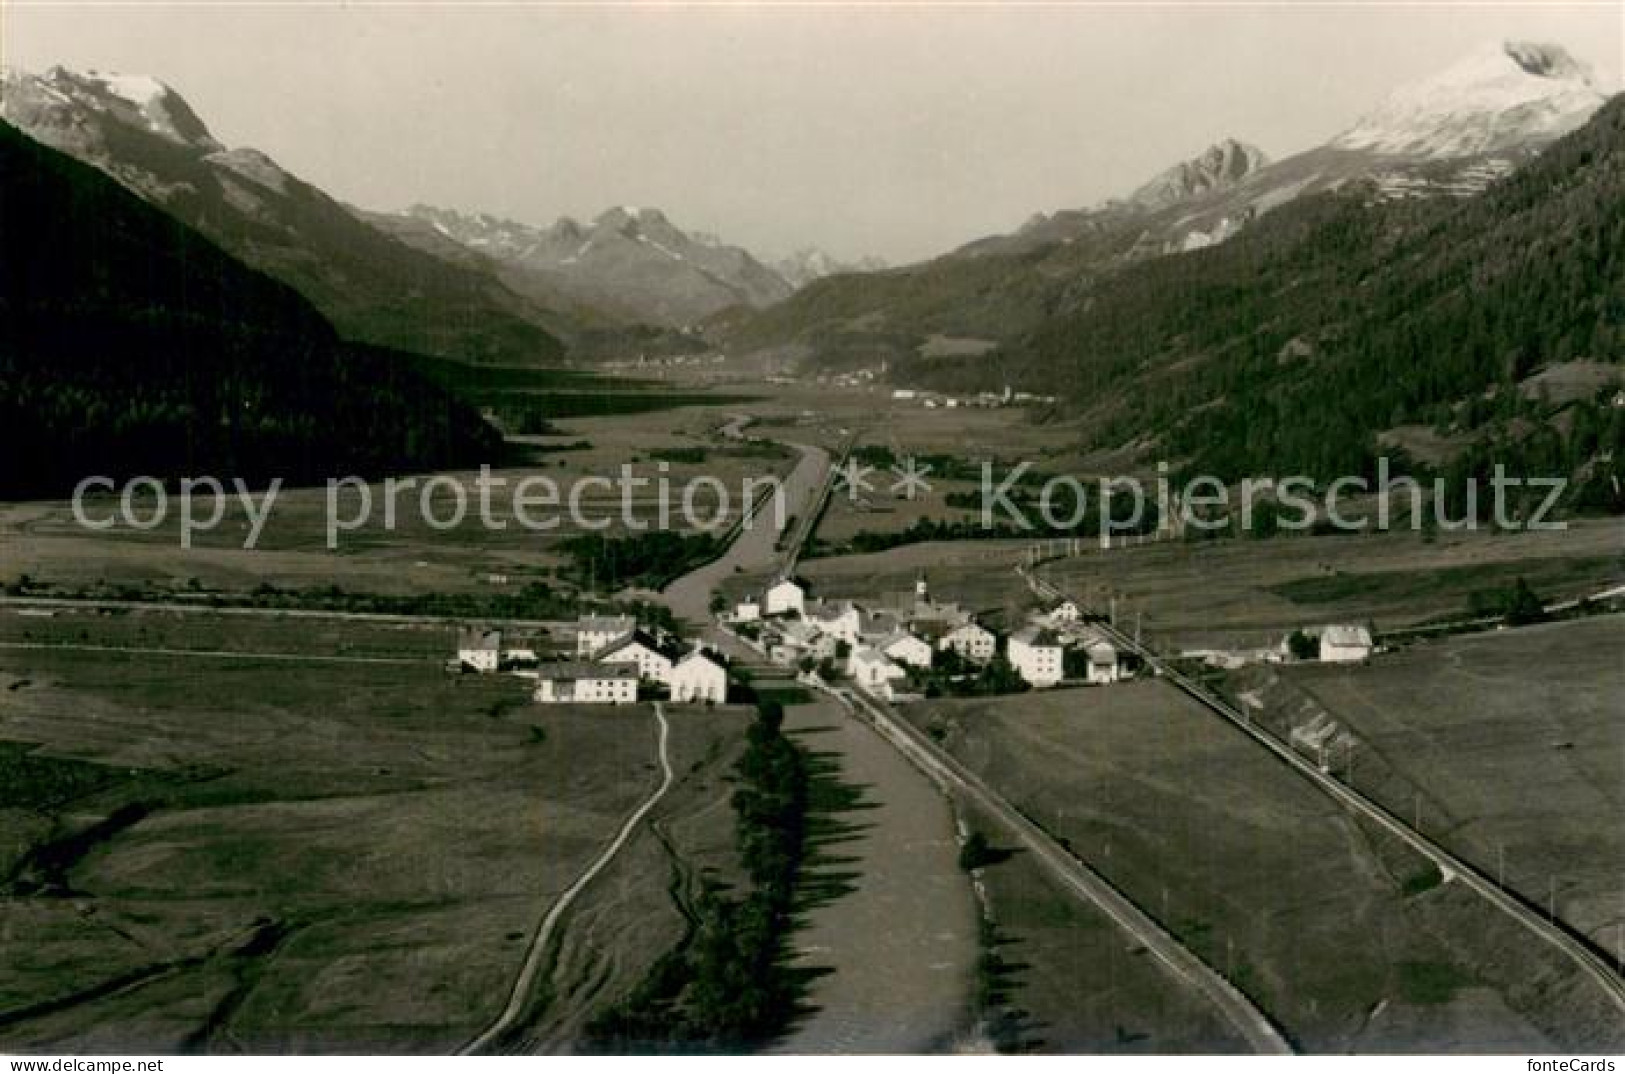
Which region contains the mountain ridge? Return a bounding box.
[0,65,566,366]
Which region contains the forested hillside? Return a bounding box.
[927,96,1624,503]
[0,121,501,498]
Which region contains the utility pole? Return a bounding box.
[1549,877,1557,923]
[1414,791,1422,831]
[1497,843,1505,888]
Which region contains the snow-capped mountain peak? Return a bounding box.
[1127,138,1270,209]
[1331,40,1606,158]
[2,66,222,149]
[774,247,888,289]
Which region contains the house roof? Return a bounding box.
[592,629,679,663]
[1011,625,1063,648]
[535,661,638,682]
[851,646,903,672]
[909,599,967,624]
[767,577,805,594]
[1322,624,1373,648]
[676,649,725,672]
[879,629,926,651]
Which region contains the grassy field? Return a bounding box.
[1254,616,1624,949]
[784,541,1037,629]
[953,798,1249,1054]
[0,397,798,603]
[902,681,1625,1053]
[501,705,754,1053]
[0,607,473,661]
[1041,519,1625,650]
[0,626,744,1053]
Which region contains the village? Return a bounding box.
[454,613,728,706]
[451,571,1380,709]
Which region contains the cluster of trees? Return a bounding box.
[1466,577,1548,626]
[0,124,502,498]
[912,653,1030,698]
[586,700,810,1051]
[558,531,724,591]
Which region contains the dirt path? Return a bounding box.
[459,704,674,1056]
[773,695,978,1054]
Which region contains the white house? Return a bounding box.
[859,609,905,644]
[1319,624,1374,663]
[848,646,908,699]
[1046,600,1083,625]
[879,630,933,670]
[670,650,728,704]
[457,628,503,673]
[940,621,997,664]
[764,578,806,617]
[1084,640,1121,685]
[593,630,677,684]
[533,662,638,705]
[502,639,539,665]
[809,601,862,645]
[732,595,762,624]
[779,619,838,661]
[1009,625,1064,688]
[576,614,638,657]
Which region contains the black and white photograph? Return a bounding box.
[0,0,1622,1062]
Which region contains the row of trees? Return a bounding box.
[585,700,810,1050]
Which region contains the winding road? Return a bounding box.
[459,703,675,1056]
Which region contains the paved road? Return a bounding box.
[826,682,1294,1055]
[1022,568,1625,1021]
[459,704,675,1056]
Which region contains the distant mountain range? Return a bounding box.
[773,248,889,289]
[378,203,796,328]
[713,40,1612,368]
[0,119,499,497]
[912,93,1625,500]
[0,66,567,366]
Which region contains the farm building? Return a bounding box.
[808,600,863,645]
[1009,625,1064,688]
[732,595,762,623]
[939,621,996,663]
[879,630,934,669]
[575,614,638,657]
[848,646,908,699]
[533,663,639,705]
[764,577,806,617]
[1085,640,1122,685]
[1319,624,1374,663]
[457,628,503,673]
[593,630,680,684]
[670,650,728,704]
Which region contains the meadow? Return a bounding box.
[903,681,1625,1053]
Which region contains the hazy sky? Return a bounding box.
[5,3,1621,262]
